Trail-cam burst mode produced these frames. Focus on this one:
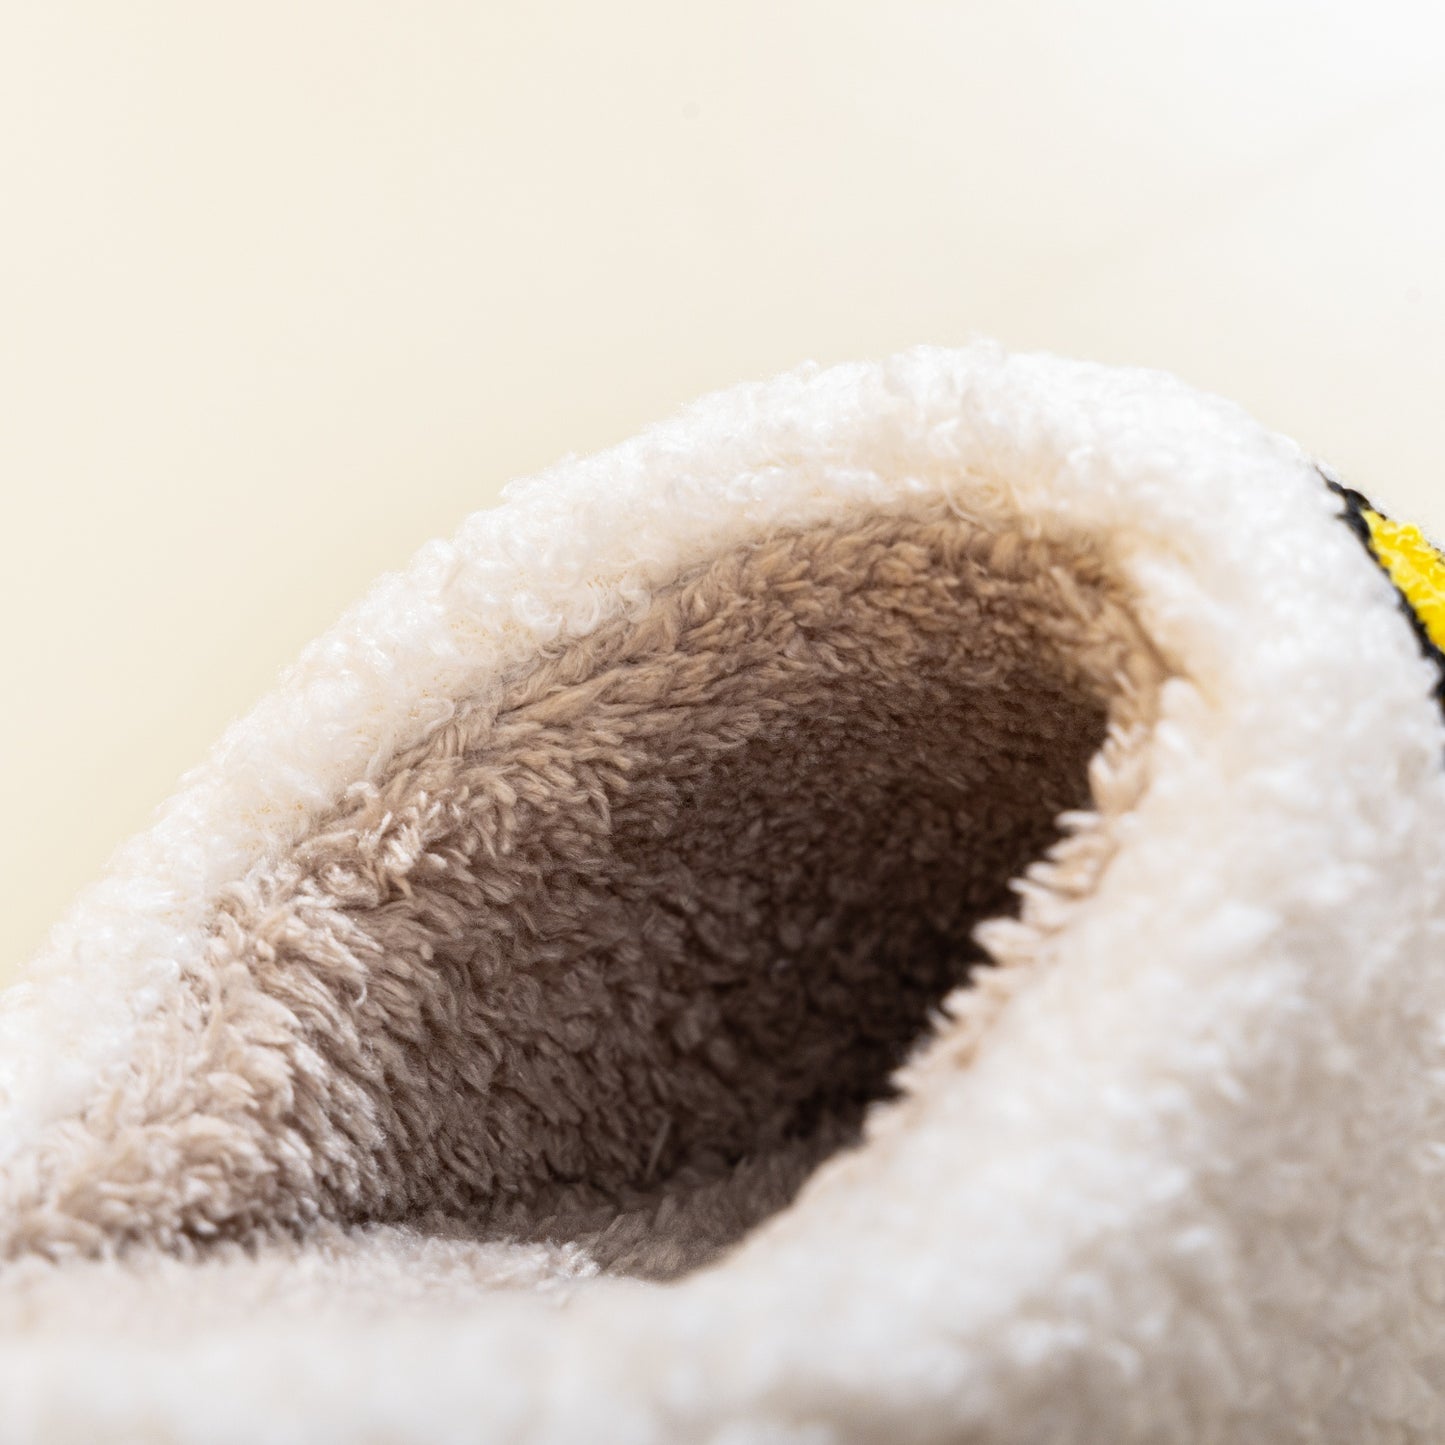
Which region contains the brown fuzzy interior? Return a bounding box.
[190,509,1148,1278]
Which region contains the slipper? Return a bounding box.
[5,343,1445,1443]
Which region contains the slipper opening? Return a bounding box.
[193,506,1158,1278]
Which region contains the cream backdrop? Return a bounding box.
[3,1,1444,984]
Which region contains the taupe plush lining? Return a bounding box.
[18,507,1162,1279]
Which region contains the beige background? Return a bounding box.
[4,1,1445,983]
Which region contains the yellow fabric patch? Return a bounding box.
[1361,508,1445,654]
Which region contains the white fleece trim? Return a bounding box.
[5,342,1445,1442]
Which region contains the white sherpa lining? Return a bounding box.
[4,343,1445,1442]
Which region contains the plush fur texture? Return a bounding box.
[4,343,1445,1442]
